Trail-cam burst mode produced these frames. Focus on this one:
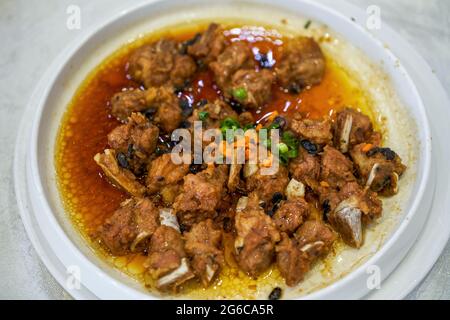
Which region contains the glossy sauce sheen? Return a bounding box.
[56,24,373,298]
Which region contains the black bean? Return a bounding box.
[197,98,208,107]
[179,97,193,117]
[272,192,284,204]
[268,287,282,300]
[179,223,188,233]
[300,139,318,154]
[288,83,301,94]
[366,147,397,161]
[322,200,330,220]
[273,116,287,129]
[256,52,275,69]
[143,108,157,120]
[189,163,203,174]
[266,209,274,217]
[116,152,130,169]
[179,33,201,55]
[180,120,192,129]
[127,144,134,159]
[223,217,233,233]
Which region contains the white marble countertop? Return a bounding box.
[0,0,449,299]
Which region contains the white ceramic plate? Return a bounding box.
[14,0,443,299]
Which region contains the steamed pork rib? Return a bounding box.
[187,99,238,131]
[94,149,146,197]
[187,23,228,64]
[97,198,159,255]
[173,165,228,228]
[322,182,382,248]
[210,41,254,89]
[234,193,281,277]
[276,220,336,286]
[145,86,183,132]
[146,153,189,196]
[289,147,321,189]
[110,89,148,122]
[350,144,406,196]
[107,112,159,173]
[229,69,275,108]
[334,108,381,153]
[146,210,194,291]
[273,197,310,234]
[184,219,224,287]
[320,145,356,189]
[245,164,289,204]
[275,36,325,92]
[289,114,333,146]
[128,39,197,88]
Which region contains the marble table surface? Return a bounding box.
[0,0,449,300]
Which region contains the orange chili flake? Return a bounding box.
[362,143,374,152]
[267,111,279,123]
[320,181,330,187]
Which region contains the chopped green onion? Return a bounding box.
[304,20,312,29]
[243,124,256,131]
[232,87,248,101]
[287,148,298,159]
[198,111,209,121]
[266,122,281,130]
[278,143,289,154]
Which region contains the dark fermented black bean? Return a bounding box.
[300,139,318,154]
[179,97,193,117]
[268,287,282,300]
[127,144,134,159]
[189,163,203,174]
[288,82,301,94]
[272,192,284,204]
[116,152,130,169]
[322,200,330,220]
[273,116,287,129]
[143,108,157,120]
[223,217,233,233]
[366,147,397,161]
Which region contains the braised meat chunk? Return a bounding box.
[107,112,159,173]
[235,194,281,276]
[245,165,289,204]
[320,145,356,189]
[184,219,224,287]
[97,198,159,255]
[187,23,228,64]
[188,99,238,130]
[94,149,146,197]
[173,165,228,228]
[128,39,197,88]
[334,108,381,153]
[273,197,310,234]
[210,41,253,88]
[290,114,333,146]
[147,225,195,291]
[276,233,309,286]
[229,69,275,108]
[145,86,182,132]
[289,147,321,189]
[350,144,406,196]
[146,153,190,199]
[276,37,325,92]
[294,220,336,259]
[110,89,148,122]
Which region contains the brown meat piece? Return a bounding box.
[107,113,159,173]
[235,193,281,276]
[110,89,148,122]
[229,69,275,108]
[290,114,333,145]
[275,36,325,91]
[146,225,195,291]
[289,147,321,189]
[97,198,159,255]
[350,144,406,196]
[188,99,238,130]
[128,39,197,88]
[238,111,255,126]
[187,23,228,64]
[94,149,146,197]
[145,86,182,132]
[173,165,228,228]
[184,219,224,287]
[294,220,336,259]
[320,145,356,189]
[210,41,253,88]
[334,108,381,153]
[246,165,289,204]
[276,233,310,286]
[146,153,190,195]
[273,197,310,234]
